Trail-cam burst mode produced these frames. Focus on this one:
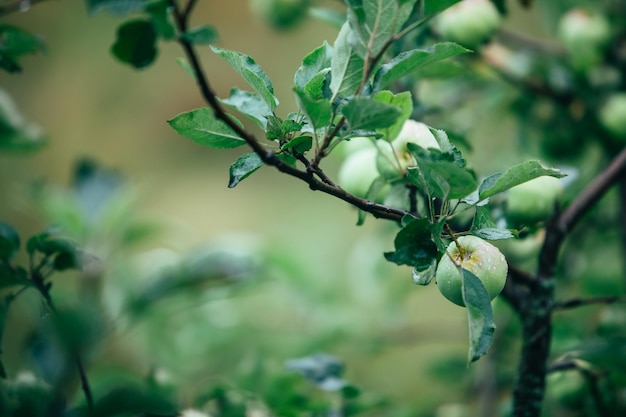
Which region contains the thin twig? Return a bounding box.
[30,272,95,410]
[554,296,626,310]
[168,0,410,222]
[547,358,612,417]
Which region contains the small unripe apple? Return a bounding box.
[337,148,380,198]
[557,9,610,71]
[250,0,309,30]
[436,236,508,307]
[376,120,440,180]
[432,0,501,48]
[506,176,564,225]
[598,93,626,141]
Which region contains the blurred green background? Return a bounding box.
[0,1,477,414]
[4,1,622,416]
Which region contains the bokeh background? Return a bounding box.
[2,1,617,416]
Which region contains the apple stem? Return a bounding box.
[445,223,466,259]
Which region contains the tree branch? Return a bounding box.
[554,296,626,310]
[168,0,411,222]
[511,146,626,417]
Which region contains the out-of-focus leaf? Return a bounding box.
[85,0,149,15]
[0,25,46,73]
[285,353,346,391]
[376,43,471,88]
[0,264,31,289]
[90,383,178,417]
[384,218,438,270]
[462,269,496,362]
[168,107,246,149]
[423,0,462,14]
[479,161,566,200]
[111,20,157,69]
[309,7,346,29]
[229,153,264,188]
[211,46,278,110]
[146,1,175,40]
[0,222,19,261]
[182,25,218,45]
[0,89,45,151]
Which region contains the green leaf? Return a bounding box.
[0,25,46,73]
[146,1,175,40]
[0,222,19,261]
[111,20,157,69]
[168,108,246,149]
[347,0,412,58]
[471,206,513,240]
[341,97,402,131]
[294,89,332,130]
[304,68,332,100]
[330,22,365,99]
[376,42,471,88]
[91,384,178,417]
[479,160,566,200]
[221,88,272,129]
[182,25,218,45]
[228,153,264,188]
[85,0,149,14]
[406,144,477,199]
[211,46,278,110]
[384,218,438,270]
[462,269,496,362]
[281,136,313,153]
[294,42,332,90]
[372,90,412,141]
[423,0,462,14]
[0,264,30,289]
[309,7,346,29]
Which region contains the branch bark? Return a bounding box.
[168,0,410,223]
[511,146,626,417]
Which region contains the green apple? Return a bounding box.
[436,236,508,307]
[557,9,610,71]
[432,0,501,49]
[250,0,309,30]
[507,176,564,225]
[376,120,440,180]
[598,93,626,141]
[337,148,380,198]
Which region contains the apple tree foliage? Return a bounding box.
[2,0,626,417]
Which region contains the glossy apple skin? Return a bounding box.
[507,176,564,225]
[599,93,626,141]
[337,148,380,198]
[436,236,508,307]
[432,0,501,48]
[557,9,610,71]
